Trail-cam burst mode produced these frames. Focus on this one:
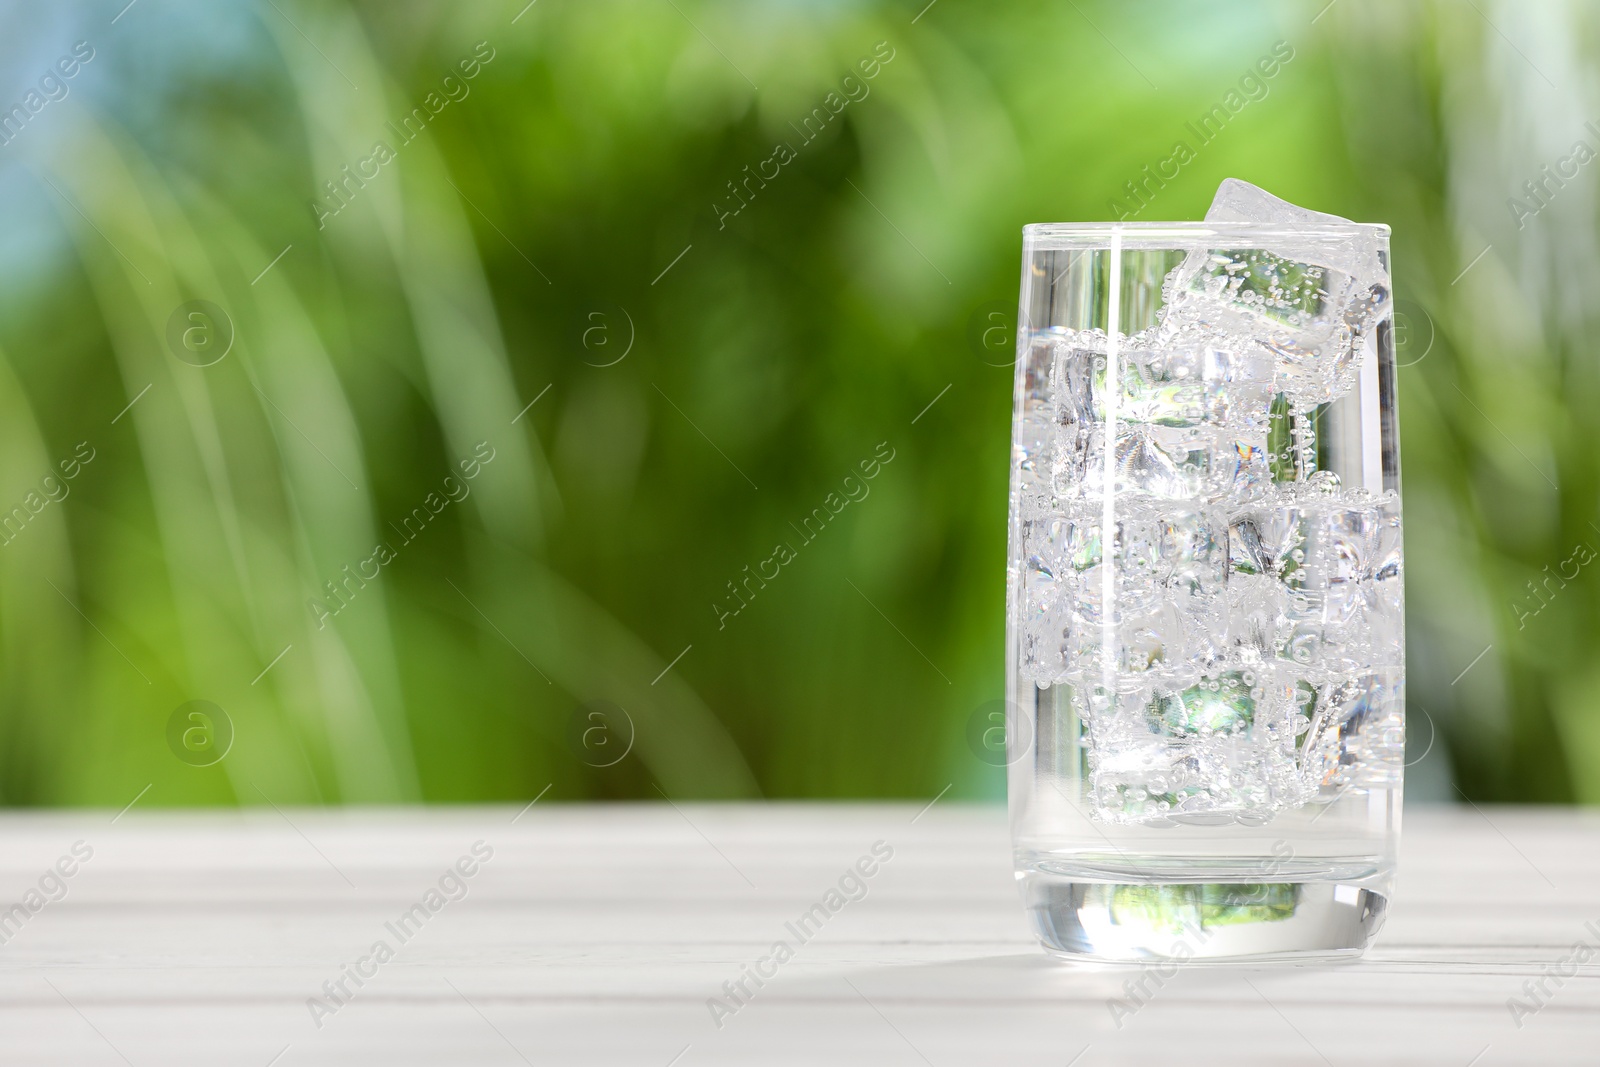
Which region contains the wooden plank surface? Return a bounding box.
[0,802,1595,1064]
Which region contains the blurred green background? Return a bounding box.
[0,0,1589,805]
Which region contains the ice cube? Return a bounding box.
[1047,330,1275,504]
[1157,505,1226,599]
[1014,329,1064,517]
[1370,505,1403,624]
[1228,504,1312,588]
[1059,510,1163,625]
[1019,518,1066,613]
[1020,601,1072,687]
[1205,178,1384,279]
[1018,516,1074,685]
[1159,179,1391,409]
[1072,422,1269,504]
[1319,503,1406,672]
[1104,342,1273,430]
[1222,573,1288,663]
[1115,601,1187,676]
[1081,425,1267,505]
[1297,673,1399,792]
[1324,504,1379,586]
[1080,672,1315,823]
[1043,329,1101,501]
[1149,672,1257,737]
[1110,428,1209,500]
[1372,507,1402,583]
[1230,490,1333,668]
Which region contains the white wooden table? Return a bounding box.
[0,803,1594,1065]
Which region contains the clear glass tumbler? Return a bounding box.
[1007,221,1402,961]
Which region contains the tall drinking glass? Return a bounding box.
[1007,221,1401,961]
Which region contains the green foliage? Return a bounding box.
[0,0,1593,804]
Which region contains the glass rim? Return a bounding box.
[1022,220,1391,243]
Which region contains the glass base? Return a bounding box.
[1021,873,1387,962]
